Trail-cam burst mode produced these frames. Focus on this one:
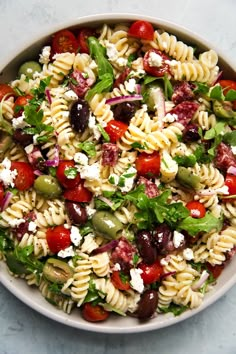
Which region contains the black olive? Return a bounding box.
[112,102,139,124]
[136,230,157,264]
[136,290,158,320]
[13,129,33,147]
[152,224,174,253]
[69,99,89,133]
[183,123,200,143]
[65,201,88,225]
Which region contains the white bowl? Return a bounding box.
[0,13,236,334]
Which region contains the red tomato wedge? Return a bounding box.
[138,260,163,285]
[111,271,130,291]
[11,162,34,191]
[56,160,81,189]
[186,201,206,218]
[218,80,236,110]
[82,303,110,322]
[0,84,15,101]
[223,174,236,201]
[143,49,170,77]
[63,182,92,202]
[77,28,95,54]
[104,120,128,143]
[128,20,154,40]
[46,225,71,254]
[135,151,160,178]
[52,29,78,54]
[13,94,33,117]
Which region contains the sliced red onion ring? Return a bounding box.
[45,88,52,104]
[211,71,223,86]
[161,271,176,280]
[227,166,236,175]
[45,144,59,167]
[135,84,141,95]
[105,94,143,106]
[34,169,43,176]
[0,191,13,211]
[91,239,119,255]
[192,270,209,291]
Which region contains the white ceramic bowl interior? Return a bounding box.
[0,13,236,334]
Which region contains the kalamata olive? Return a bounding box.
[69,98,89,133]
[152,224,173,253]
[112,102,139,124]
[34,175,62,198]
[43,258,73,284]
[92,211,123,240]
[13,129,33,147]
[65,201,88,225]
[183,123,200,143]
[136,289,158,320]
[136,230,157,264]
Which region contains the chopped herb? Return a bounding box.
[97,124,110,142]
[131,142,147,150]
[225,89,236,101]
[64,167,78,179]
[78,141,96,157]
[23,104,54,137]
[209,85,224,100]
[132,254,139,266]
[159,303,188,316]
[177,212,223,236]
[85,73,114,100]
[222,131,236,146]
[30,76,52,107]
[174,154,197,167]
[48,282,63,295]
[48,166,57,177]
[127,53,137,67]
[193,82,209,95]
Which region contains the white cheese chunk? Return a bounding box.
[231,146,236,155]
[86,205,96,217]
[120,167,137,193]
[130,268,144,293]
[58,246,75,258]
[105,41,119,61]
[113,263,121,271]
[124,79,136,93]
[148,51,163,67]
[173,230,185,248]
[28,221,37,233]
[70,226,82,247]
[8,218,25,228]
[24,144,34,154]
[183,248,194,261]
[12,115,28,129]
[79,163,100,181]
[64,90,78,101]
[116,57,128,67]
[0,157,18,187]
[39,46,51,65]
[74,152,89,166]
[162,113,178,123]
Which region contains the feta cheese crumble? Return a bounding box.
[148,51,163,67]
[162,113,178,123]
[74,152,89,166]
[0,157,18,187]
[28,221,37,233]
[120,167,137,193]
[12,114,28,129]
[104,41,119,61]
[86,205,96,217]
[39,46,51,65]
[78,163,100,181]
[183,248,194,261]
[70,226,82,247]
[64,90,78,101]
[173,230,185,248]
[88,114,102,140]
[124,78,136,93]
[130,268,144,293]
[8,218,25,228]
[24,144,34,154]
[58,246,75,258]
[113,263,121,271]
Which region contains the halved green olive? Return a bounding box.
[34,175,62,198]
[43,258,73,284]
[92,211,123,240]
[5,252,30,275]
[213,100,236,119]
[176,166,201,190]
[18,61,42,79]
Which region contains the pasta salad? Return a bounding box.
[0,19,236,323]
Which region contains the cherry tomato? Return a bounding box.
[82,303,110,322]
[46,225,71,253]
[206,263,224,279]
[128,20,154,40]
[0,183,4,205]
[224,174,236,195]
[63,182,92,202]
[77,28,95,54]
[143,49,170,77]
[138,260,163,285]
[135,151,160,178]
[219,80,236,110]
[0,84,15,101]
[104,120,128,143]
[111,271,130,291]
[186,201,206,218]
[11,162,34,191]
[13,94,33,117]
[52,29,78,54]
[56,160,81,189]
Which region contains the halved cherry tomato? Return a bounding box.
[11,162,34,191]
[77,28,95,54]
[206,263,224,279]
[0,84,15,101]
[143,49,170,77]
[219,80,236,110]
[224,174,236,195]
[111,271,130,291]
[46,225,71,253]
[13,94,33,117]
[128,20,154,40]
[56,160,81,189]
[104,120,128,143]
[135,151,160,178]
[0,183,4,204]
[52,29,78,54]
[138,260,163,285]
[63,182,92,202]
[82,303,110,322]
[186,201,206,218]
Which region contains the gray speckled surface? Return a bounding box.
[0,1,236,353]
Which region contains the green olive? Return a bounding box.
[92,211,123,240]
[0,132,12,159]
[34,175,62,198]
[5,252,30,275]
[18,61,42,79]
[176,166,201,190]
[43,258,73,284]
[213,100,236,119]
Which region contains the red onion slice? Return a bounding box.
[0,191,13,211]
[91,239,119,255]
[192,270,209,291]
[135,84,141,95]
[45,144,59,167]
[45,88,52,104]
[105,94,143,106]
[34,169,43,176]
[227,166,236,175]
[161,271,176,280]
[211,70,223,86]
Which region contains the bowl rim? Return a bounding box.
[0,12,236,334]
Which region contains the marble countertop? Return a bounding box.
[0,0,236,353]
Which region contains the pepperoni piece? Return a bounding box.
[138,176,159,198]
[111,237,136,273]
[169,101,199,127]
[215,142,236,172]
[172,81,195,105]
[69,70,94,98]
[101,143,119,167]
